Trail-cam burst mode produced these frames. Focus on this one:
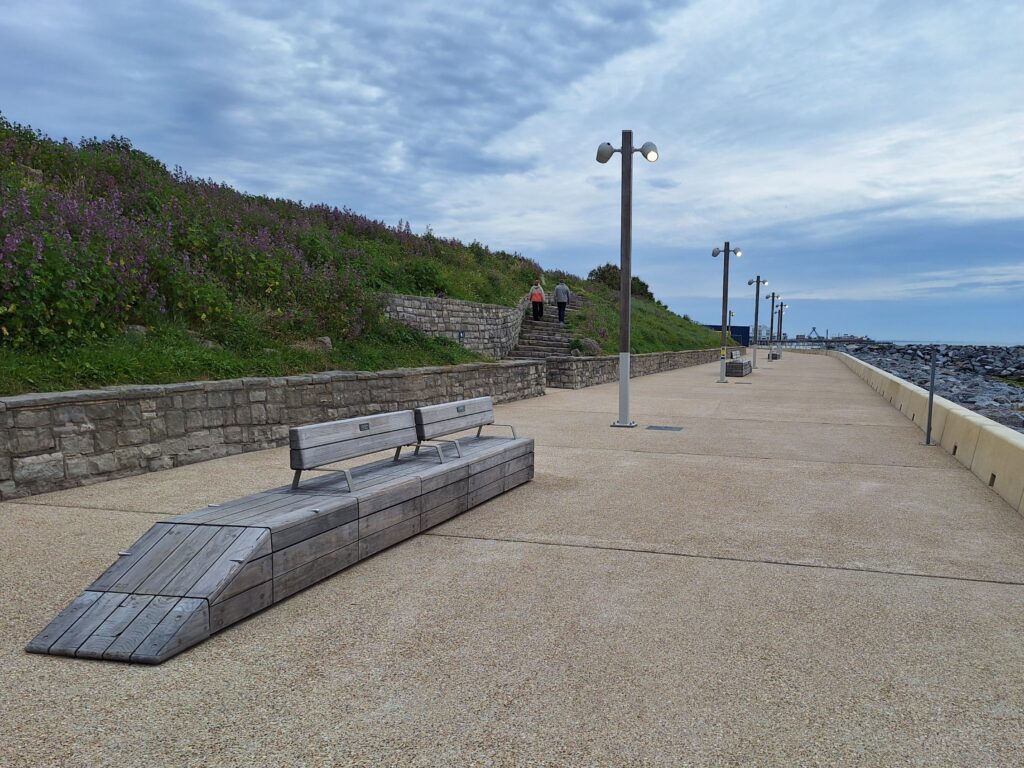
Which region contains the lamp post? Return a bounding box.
[712,241,741,383]
[727,309,735,340]
[766,291,778,361]
[597,130,659,427]
[747,276,767,368]
[777,303,789,354]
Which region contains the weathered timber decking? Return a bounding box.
[27,428,533,664]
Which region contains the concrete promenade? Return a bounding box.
[2,353,1023,766]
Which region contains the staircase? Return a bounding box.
[507,295,586,359]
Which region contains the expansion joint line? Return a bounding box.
[424,532,1024,588]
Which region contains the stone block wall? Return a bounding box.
[0,360,545,501]
[383,293,529,359]
[545,349,726,389]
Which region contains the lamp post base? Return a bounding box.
[610,420,638,428]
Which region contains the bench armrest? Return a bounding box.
[477,423,517,439]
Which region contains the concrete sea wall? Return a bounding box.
[822,350,1024,516]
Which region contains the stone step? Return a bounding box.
[507,350,570,359]
[513,347,571,356]
[521,319,574,329]
[516,341,571,350]
[511,344,571,354]
[517,330,571,339]
[512,340,572,349]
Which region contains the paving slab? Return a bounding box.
[434,445,1024,583]
[2,529,1023,767]
[3,353,1023,766]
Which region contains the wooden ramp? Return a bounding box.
[27,434,533,664]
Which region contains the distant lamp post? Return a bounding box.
[777,303,789,354]
[727,309,735,340]
[597,129,659,427]
[766,292,779,359]
[712,242,741,383]
[747,276,767,368]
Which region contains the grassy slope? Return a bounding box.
[1,117,720,396]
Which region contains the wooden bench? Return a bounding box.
[27,399,534,664]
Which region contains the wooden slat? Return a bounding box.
[415,397,493,426]
[272,520,359,575]
[159,526,243,596]
[88,525,173,591]
[135,526,220,595]
[108,524,198,593]
[103,595,179,661]
[131,598,209,664]
[75,595,154,659]
[469,453,533,493]
[358,497,422,539]
[416,460,471,493]
[214,555,272,604]
[358,516,419,560]
[186,528,270,601]
[25,591,103,653]
[273,542,359,602]
[421,496,469,530]
[504,465,533,492]
[190,494,308,527]
[464,441,532,477]
[468,476,506,508]
[290,426,418,469]
[420,478,467,512]
[232,495,356,531]
[354,476,421,517]
[418,412,493,441]
[209,582,274,633]
[270,504,359,551]
[290,410,416,449]
[170,491,282,524]
[48,591,127,656]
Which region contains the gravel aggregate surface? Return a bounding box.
[3,354,1024,766]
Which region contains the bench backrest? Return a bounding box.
[290,411,417,470]
[415,396,494,441]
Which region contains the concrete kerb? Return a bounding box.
[824,350,1024,515]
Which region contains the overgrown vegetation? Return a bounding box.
[0,115,720,395]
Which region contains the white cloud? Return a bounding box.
[423,0,1024,251]
[782,263,1024,301]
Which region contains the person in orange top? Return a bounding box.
[530,279,545,320]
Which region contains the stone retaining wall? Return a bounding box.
[545,348,726,389]
[0,361,545,501]
[384,293,530,359]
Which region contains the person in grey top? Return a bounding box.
[554,281,571,324]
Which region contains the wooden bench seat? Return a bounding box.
[27,398,533,664]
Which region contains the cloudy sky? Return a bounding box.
[2,0,1022,342]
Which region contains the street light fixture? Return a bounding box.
[596,130,659,428]
[712,242,741,383]
[765,292,779,359]
[747,276,767,368]
[778,302,789,353]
